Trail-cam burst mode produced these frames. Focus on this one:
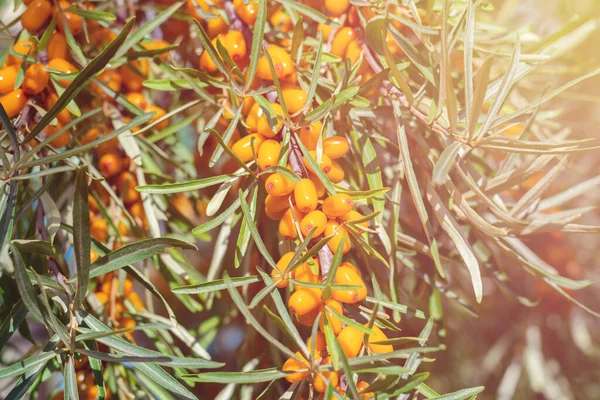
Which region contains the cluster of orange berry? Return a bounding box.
[188,0,408,395]
[5,0,178,339]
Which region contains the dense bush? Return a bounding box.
[0,0,599,399]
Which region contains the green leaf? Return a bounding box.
[183,368,288,384]
[244,0,268,91]
[393,101,445,279]
[136,174,243,194]
[77,349,219,369]
[222,273,297,360]
[238,190,278,269]
[430,386,486,400]
[426,184,482,303]
[432,142,462,186]
[73,167,90,309]
[10,246,45,324]
[0,349,61,380]
[87,238,196,279]
[172,275,260,294]
[64,356,79,400]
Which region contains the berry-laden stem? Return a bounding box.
[288,131,334,279]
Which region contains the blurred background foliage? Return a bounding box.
[0,0,599,399]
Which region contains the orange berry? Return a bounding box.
[300,210,327,238]
[245,102,261,130]
[322,194,353,218]
[223,30,248,64]
[127,292,144,311]
[331,265,366,303]
[265,193,291,214]
[265,173,296,196]
[326,160,345,183]
[282,352,310,383]
[366,325,393,354]
[22,0,52,32]
[0,89,28,118]
[306,331,327,358]
[242,96,256,116]
[257,139,281,170]
[289,288,322,316]
[47,58,77,87]
[95,291,108,305]
[233,0,258,25]
[292,261,320,284]
[273,252,295,287]
[256,103,284,138]
[313,356,339,393]
[294,178,318,213]
[299,120,322,151]
[7,40,36,66]
[98,153,124,178]
[339,261,361,276]
[320,299,343,335]
[145,104,169,130]
[270,8,293,32]
[339,209,368,229]
[232,133,265,163]
[122,278,134,297]
[187,0,216,18]
[90,217,108,242]
[206,15,229,39]
[282,88,308,114]
[324,220,351,254]
[116,172,141,205]
[303,150,332,174]
[55,0,83,35]
[337,325,364,358]
[0,65,19,94]
[46,121,70,147]
[297,307,321,326]
[279,206,304,239]
[357,381,374,399]
[256,45,295,81]
[199,37,219,72]
[45,92,72,125]
[325,0,350,17]
[119,60,148,92]
[140,39,172,60]
[22,63,49,95]
[322,136,349,160]
[331,28,356,58]
[125,92,147,109]
[318,23,335,41]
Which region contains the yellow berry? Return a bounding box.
[289,288,322,316]
[319,299,343,335]
[366,325,393,354]
[300,210,328,238]
[294,178,318,213]
[303,150,332,174]
[231,133,265,163]
[326,160,345,183]
[256,45,295,81]
[331,265,367,304]
[337,325,364,359]
[282,352,310,383]
[322,136,349,159]
[279,206,304,239]
[324,220,351,255]
[322,194,354,218]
